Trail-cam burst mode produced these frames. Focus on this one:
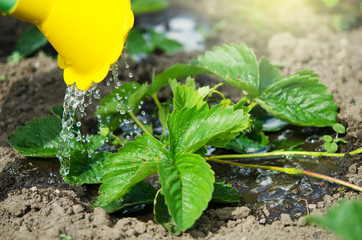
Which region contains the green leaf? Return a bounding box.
[226,130,269,154]
[126,28,153,54]
[258,57,283,93]
[212,180,240,203]
[271,139,304,151]
[150,64,208,94]
[307,199,362,240]
[193,44,260,97]
[8,26,48,64]
[323,135,333,142]
[8,116,62,158]
[154,190,182,235]
[171,80,205,111]
[150,30,182,54]
[131,0,169,15]
[158,103,171,134]
[324,142,338,153]
[256,71,338,127]
[94,181,157,214]
[64,151,111,185]
[167,104,249,155]
[158,153,214,231]
[150,44,260,97]
[85,135,108,152]
[98,134,165,204]
[335,137,347,144]
[96,82,149,131]
[332,123,346,134]
[51,105,64,120]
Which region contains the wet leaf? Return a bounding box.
[167,104,249,155]
[193,44,260,97]
[256,70,338,127]
[212,180,240,203]
[98,134,165,204]
[170,79,205,111]
[158,153,214,231]
[96,82,149,131]
[150,44,259,96]
[8,117,62,158]
[307,199,362,240]
[64,151,111,185]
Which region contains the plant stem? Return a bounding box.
[248,101,257,111]
[210,151,346,159]
[151,93,162,109]
[128,111,152,136]
[350,147,362,155]
[213,90,226,100]
[206,157,362,192]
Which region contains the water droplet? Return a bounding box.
[76,121,81,127]
[129,73,134,78]
[120,110,126,114]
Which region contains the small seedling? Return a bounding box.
[323,123,347,153]
[59,233,72,240]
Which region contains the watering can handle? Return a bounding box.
[0,0,134,90]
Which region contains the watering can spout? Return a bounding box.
[0,0,134,90]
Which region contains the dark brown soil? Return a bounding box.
[0,0,361,239]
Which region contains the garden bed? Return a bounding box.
[0,0,361,239]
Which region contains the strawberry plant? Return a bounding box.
[8,43,362,233]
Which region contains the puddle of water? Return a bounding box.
[211,125,339,221]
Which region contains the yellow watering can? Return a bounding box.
[0,0,134,90]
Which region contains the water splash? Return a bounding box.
[57,84,86,176]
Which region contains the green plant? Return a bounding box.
[323,123,347,153]
[126,0,182,55]
[8,25,48,65]
[9,43,362,234]
[59,233,73,240]
[307,199,362,240]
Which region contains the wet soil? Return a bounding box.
[0,0,361,239]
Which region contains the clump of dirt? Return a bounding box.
[0,0,361,239]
